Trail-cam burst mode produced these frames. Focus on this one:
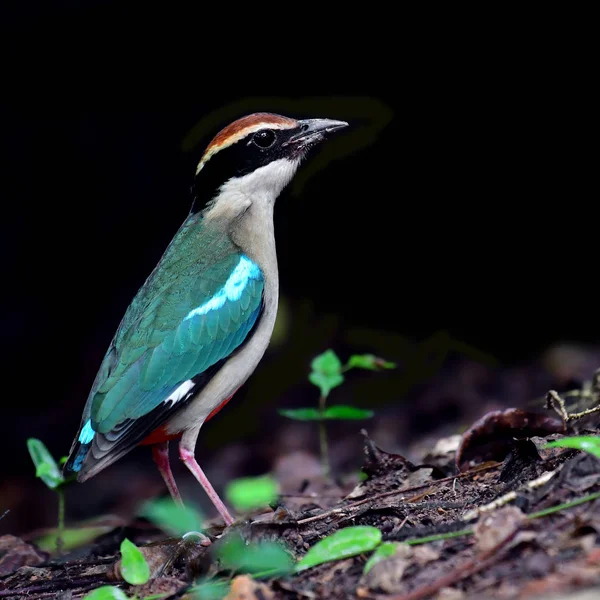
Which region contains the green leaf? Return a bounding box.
[140,497,204,536]
[312,349,343,374]
[295,525,382,572]
[278,408,323,421]
[35,525,114,553]
[190,579,230,600]
[309,350,345,397]
[82,586,129,600]
[347,354,396,371]
[309,372,344,397]
[546,436,600,459]
[363,541,402,573]
[217,532,294,576]
[119,538,150,585]
[27,438,64,489]
[226,475,279,512]
[322,406,374,420]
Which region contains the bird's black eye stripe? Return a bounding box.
[252,129,276,149]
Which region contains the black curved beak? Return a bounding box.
[285,118,349,147]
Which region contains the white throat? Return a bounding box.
[204,158,300,222]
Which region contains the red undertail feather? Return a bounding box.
[138,393,236,446]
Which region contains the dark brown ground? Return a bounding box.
[1,347,600,600]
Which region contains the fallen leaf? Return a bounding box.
[430,435,462,457]
[435,588,465,600]
[412,544,441,565]
[473,506,528,552]
[361,544,413,593]
[361,431,417,478]
[109,538,196,581]
[456,408,564,472]
[224,575,273,600]
[0,535,48,576]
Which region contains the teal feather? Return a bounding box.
[79,214,264,436]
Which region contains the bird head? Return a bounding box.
[191,112,348,216]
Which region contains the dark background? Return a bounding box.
[1,3,597,535]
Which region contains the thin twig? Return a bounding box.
[462,468,557,521]
[296,462,501,526]
[405,528,474,546]
[279,493,345,499]
[0,576,109,597]
[546,388,600,422]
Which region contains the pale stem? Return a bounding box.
[56,487,65,555]
[318,393,330,479]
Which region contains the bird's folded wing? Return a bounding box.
[65,243,264,477]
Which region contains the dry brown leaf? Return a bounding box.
[456,408,564,472]
[435,587,466,600]
[0,535,48,576]
[224,574,274,600]
[473,506,528,552]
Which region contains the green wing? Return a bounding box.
[65,214,264,476]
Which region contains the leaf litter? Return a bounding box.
[2,356,600,599]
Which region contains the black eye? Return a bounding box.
[252,129,276,149]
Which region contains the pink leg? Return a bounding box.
[179,446,234,526]
[152,442,183,505]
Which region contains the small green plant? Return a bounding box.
[188,579,231,599]
[279,349,395,477]
[546,435,600,458]
[225,474,279,513]
[83,587,130,600]
[295,525,382,572]
[140,497,205,536]
[119,538,150,585]
[217,531,294,577]
[82,539,151,599]
[26,438,72,553]
[363,541,402,573]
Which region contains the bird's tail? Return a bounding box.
[63,439,92,477]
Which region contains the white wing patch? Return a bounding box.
[165,379,195,405]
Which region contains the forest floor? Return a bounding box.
[2,352,600,600]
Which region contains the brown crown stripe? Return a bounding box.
[196,113,298,174]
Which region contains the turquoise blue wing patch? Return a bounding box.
[89,253,264,432]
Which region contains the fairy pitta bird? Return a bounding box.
[63,112,348,525]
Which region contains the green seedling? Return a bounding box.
[295,525,382,572]
[26,438,72,553]
[188,579,231,599]
[217,531,294,578]
[363,541,402,573]
[279,349,395,477]
[83,587,130,600]
[82,539,151,600]
[120,538,150,585]
[35,524,115,553]
[225,474,279,513]
[546,435,600,458]
[82,587,166,600]
[140,497,205,537]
